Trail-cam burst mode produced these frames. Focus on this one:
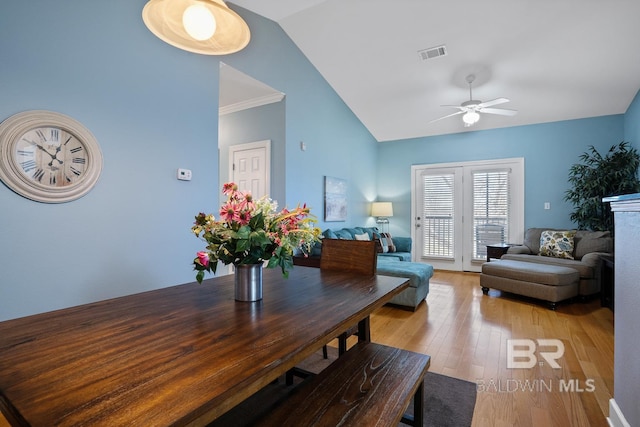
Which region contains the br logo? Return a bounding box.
[507,339,565,369]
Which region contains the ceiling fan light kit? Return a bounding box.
[430,74,518,128]
[142,0,250,55]
[463,111,480,127]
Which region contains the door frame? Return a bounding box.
[411,158,524,272]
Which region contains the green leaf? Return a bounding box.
[566,141,640,234]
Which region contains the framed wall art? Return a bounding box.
[324,176,347,221]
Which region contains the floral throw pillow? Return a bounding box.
[539,230,576,259]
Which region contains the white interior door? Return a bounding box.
[229,140,271,198]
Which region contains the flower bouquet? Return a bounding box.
[192,182,321,283]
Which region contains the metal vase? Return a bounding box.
[234,263,263,302]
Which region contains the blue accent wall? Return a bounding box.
[0,1,638,321]
[625,89,640,148]
[0,1,376,321]
[378,116,625,237]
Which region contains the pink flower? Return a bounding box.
[219,203,239,223]
[237,210,251,225]
[237,192,255,211]
[196,251,209,267]
[222,182,238,195]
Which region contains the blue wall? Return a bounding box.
[0,1,376,321]
[378,115,625,237]
[0,0,637,321]
[625,89,640,148]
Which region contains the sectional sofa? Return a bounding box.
[321,226,412,261]
[480,228,613,307]
[311,227,433,311]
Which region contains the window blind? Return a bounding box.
[472,170,510,259]
[422,173,454,258]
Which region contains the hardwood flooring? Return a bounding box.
[0,270,613,427]
[368,270,614,427]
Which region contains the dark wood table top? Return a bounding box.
[0,267,409,426]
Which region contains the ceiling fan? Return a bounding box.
[430,74,517,127]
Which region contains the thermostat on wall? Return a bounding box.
[177,168,192,181]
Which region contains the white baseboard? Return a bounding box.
[608,399,631,427]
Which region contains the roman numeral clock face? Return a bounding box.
[17,127,87,187]
[0,111,103,203]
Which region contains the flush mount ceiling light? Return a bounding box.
[142,0,250,55]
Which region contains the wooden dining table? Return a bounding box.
[0,266,409,426]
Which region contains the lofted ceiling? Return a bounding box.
[226,0,640,142]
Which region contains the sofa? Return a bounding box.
[480,228,613,307]
[321,227,412,261]
[306,227,433,311]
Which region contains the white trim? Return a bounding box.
[608,399,631,427]
[219,93,285,116]
[609,199,640,212]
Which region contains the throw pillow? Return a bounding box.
[373,233,389,253]
[373,233,387,253]
[354,232,370,241]
[539,230,576,259]
[380,232,396,253]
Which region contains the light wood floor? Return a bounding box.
[0,270,613,427]
[368,270,614,427]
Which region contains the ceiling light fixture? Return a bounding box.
[182,4,217,40]
[142,0,250,55]
[462,111,480,127]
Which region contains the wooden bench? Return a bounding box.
[256,341,431,427]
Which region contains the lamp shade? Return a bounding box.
[142,0,250,55]
[371,202,393,217]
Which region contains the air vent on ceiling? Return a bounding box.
[418,45,448,61]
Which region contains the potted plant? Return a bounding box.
[564,141,640,233]
[191,182,321,301]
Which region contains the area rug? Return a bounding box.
[210,346,477,426]
[401,371,477,427]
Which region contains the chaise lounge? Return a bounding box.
[480,228,613,308]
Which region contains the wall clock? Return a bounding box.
[0,110,103,203]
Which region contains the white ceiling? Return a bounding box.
[219,63,284,115]
[226,0,640,142]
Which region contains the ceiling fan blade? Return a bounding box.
[480,107,518,116]
[477,98,509,108]
[428,110,464,123]
[440,104,466,110]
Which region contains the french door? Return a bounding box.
[411,158,524,272]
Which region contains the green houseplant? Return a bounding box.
[564,141,640,233]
